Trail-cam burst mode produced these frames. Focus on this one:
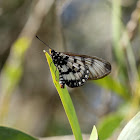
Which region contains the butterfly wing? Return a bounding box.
[57,53,90,88]
[63,53,111,80]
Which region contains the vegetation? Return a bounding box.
[0,0,140,139]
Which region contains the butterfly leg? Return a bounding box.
[50,61,53,67]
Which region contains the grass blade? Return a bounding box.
[118,111,140,140]
[98,113,124,140]
[44,51,83,140]
[90,126,98,140]
[0,126,37,140]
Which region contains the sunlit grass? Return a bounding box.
[44,50,83,140]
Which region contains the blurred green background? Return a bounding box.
[0,0,140,139]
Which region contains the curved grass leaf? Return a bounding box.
[98,113,124,140]
[90,126,98,140]
[44,51,83,140]
[0,126,37,140]
[118,111,140,140]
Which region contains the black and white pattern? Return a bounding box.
[49,49,111,88]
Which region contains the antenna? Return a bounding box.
[36,36,52,49]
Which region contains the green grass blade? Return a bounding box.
[90,126,98,140]
[44,51,83,140]
[0,126,37,140]
[98,113,124,140]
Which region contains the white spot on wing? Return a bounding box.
[79,82,81,85]
[82,79,85,82]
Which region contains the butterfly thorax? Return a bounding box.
[50,50,69,66]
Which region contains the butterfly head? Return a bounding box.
[49,49,55,55]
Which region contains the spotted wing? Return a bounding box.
[63,53,111,80]
[57,53,90,88]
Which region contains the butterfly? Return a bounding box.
[36,36,111,88]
